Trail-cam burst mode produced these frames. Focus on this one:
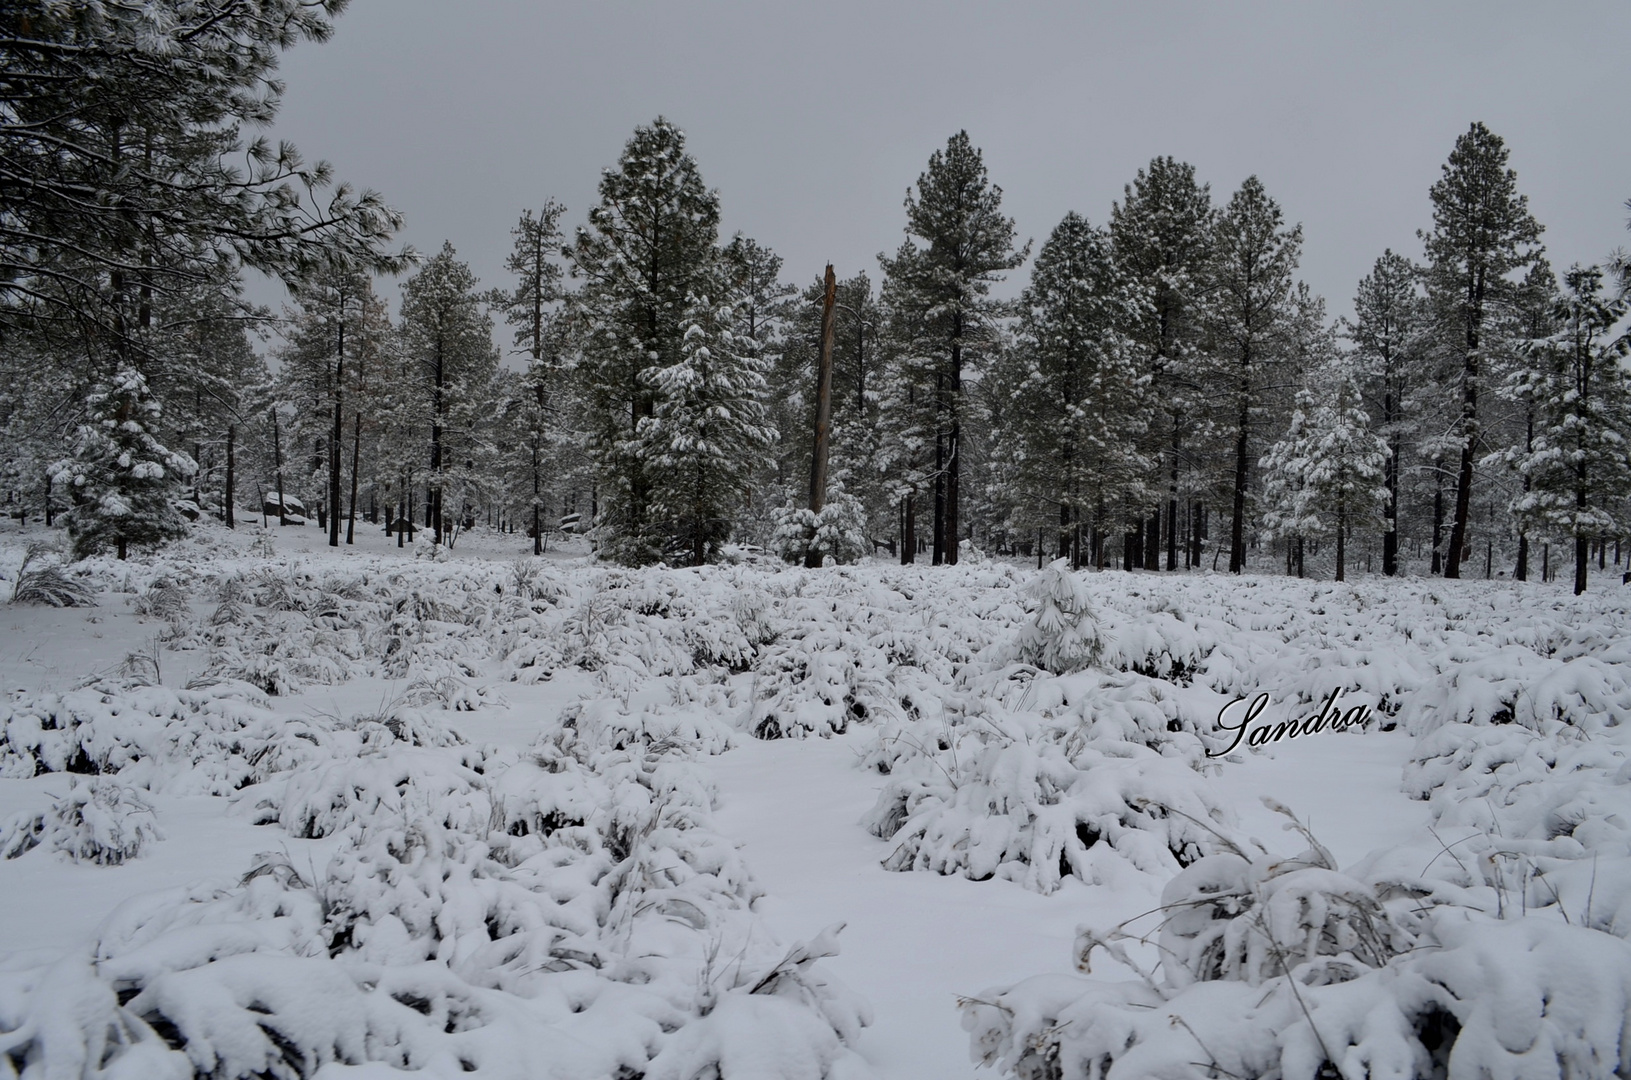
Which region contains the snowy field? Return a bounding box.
[2,520,1630,1080]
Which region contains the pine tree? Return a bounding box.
[1260,351,1389,581]
[1420,122,1544,578]
[398,243,499,545]
[997,212,1149,568]
[1347,251,1429,575]
[1200,176,1303,573]
[53,368,194,559]
[640,287,775,565]
[567,118,720,565]
[878,132,1027,566]
[494,204,567,553]
[1506,264,1631,594]
[276,267,387,545]
[1109,158,1215,570]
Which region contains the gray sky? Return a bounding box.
[261,1,1631,334]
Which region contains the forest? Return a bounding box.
[5,6,1630,594]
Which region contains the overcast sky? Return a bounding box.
[261,1,1631,334]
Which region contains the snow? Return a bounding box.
[1,519,1629,1079]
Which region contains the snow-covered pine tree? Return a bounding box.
[276,267,389,545]
[995,212,1149,568]
[149,272,267,528]
[1505,264,1631,594]
[1420,122,1544,578]
[494,203,567,553]
[1346,250,1429,575]
[1259,349,1390,581]
[1109,157,1216,570]
[640,286,775,565]
[398,243,499,545]
[53,367,195,560]
[721,235,795,544]
[1197,176,1303,573]
[1011,559,1101,674]
[877,132,1027,566]
[567,118,721,565]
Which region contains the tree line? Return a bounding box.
[4,5,1629,592]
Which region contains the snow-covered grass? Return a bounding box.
[0,523,1627,1079]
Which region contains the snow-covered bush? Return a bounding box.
[963,807,1631,1080]
[8,543,94,607]
[1,777,162,865]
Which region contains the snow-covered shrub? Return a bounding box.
[963,808,1631,1080]
[864,672,1232,894]
[1,777,162,865]
[8,543,94,607]
[0,671,875,1080]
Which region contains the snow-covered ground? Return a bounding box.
[1,518,1627,1079]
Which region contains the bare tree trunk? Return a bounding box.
[329,310,345,547]
[273,410,288,526]
[346,412,361,545]
[806,265,837,569]
[1335,501,1347,582]
[901,494,916,565]
[224,424,235,529]
[1431,456,1445,574]
[1229,400,1250,574]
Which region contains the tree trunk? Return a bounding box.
[1430,457,1445,574]
[43,473,53,527]
[1575,537,1588,596]
[1335,501,1347,582]
[946,318,962,567]
[346,411,361,545]
[806,265,837,569]
[1229,398,1250,574]
[901,494,916,565]
[329,316,344,548]
[224,424,235,529]
[273,410,288,526]
[1515,534,1529,581]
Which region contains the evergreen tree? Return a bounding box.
[53,368,194,559]
[1260,351,1389,581]
[877,132,1027,565]
[493,204,567,553]
[0,1,408,350]
[1199,176,1303,573]
[639,287,775,564]
[721,235,795,542]
[1109,157,1215,569]
[1420,122,1544,578]
[1506,264,1631,594]
[398,243,499,545]
[276,267,386,544]
[566,118,720,564]
[1486,261,1560,580]
[1347,251,1429,575]
[997,212,1149,568]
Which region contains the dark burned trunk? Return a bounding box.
[946,314,962,567]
